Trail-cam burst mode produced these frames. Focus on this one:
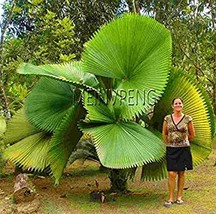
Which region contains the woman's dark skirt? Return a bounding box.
[166,146,193,171]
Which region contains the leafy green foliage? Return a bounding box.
[5,2,78,64]
[17,62,99,89]
[0,116,6,173]
[24,77,81,132]
[125,0,215,113]
[1,1,78,113]
[169,2,215,91]
[2,0,215,117]
[83,14,171,119]
[3,132,51,171]
[5,0,122,59]
[3,108,50,172]
[4,108,39,144]
[49,104,85,184]
[2,12,214,184]
[0,116,6,138]
[80,118,165,168]
[141,157,167,181]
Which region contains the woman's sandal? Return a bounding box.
[175,199,184,205]
[164,201,174,208]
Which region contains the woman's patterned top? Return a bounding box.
[164,114,192,147]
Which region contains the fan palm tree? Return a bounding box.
[3,14,214,191]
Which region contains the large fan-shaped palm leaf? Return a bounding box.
[48,104,85,184]
[151,68,214,152]
[4,108,39,144]
[0,116,6,138]
[80,95,165,168]
[3,133,51,171]
[24,77,81,132]
[17,61,99,90]
[3,109,51,171]
[4,78,85,182]
[82,14,172,119]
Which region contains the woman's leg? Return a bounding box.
[177,171,185,200]
[167,171,177,201]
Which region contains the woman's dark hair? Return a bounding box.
[172,97,183,105]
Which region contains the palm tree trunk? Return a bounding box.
[109,169,128,193]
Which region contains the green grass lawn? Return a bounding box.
[0,150,216,213]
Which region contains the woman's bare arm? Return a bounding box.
[188,121,195,141]
[162,120,169,145]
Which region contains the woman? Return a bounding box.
[162,97,195,207]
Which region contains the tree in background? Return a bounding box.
[129,0,216,113]
[0,0,17,119]
[5,0,123,58]
[124,0,215,113]
[0,0,125,113]
[163,0,215,113]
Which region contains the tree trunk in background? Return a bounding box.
[126,0,140,14]
[127,0,134,12]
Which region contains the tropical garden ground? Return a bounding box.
[0,145,216,214]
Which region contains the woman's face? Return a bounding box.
[172,98,183,112]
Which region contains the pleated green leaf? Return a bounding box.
[192,78,215,137]
[4,108,39,144]
[83,14,171,119]
[190,143,212,165]
[3,132,51,171]
[150,68,214,166]
[82,91,116,123]
[25,77,80,132]
[214,119,216,134]
[141,157,167,181]
[17,61,99,90]
[0,116,6,138]
[139,129,167,181]
[49,104,85,184]
[80,121,165,168]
